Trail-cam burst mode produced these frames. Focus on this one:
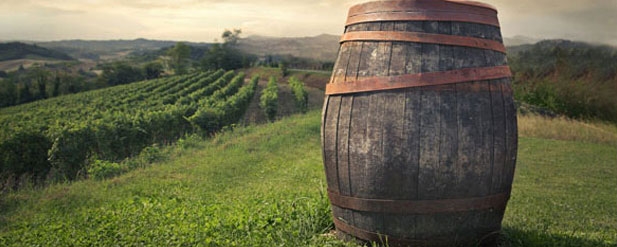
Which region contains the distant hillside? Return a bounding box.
[129,44,211,59]
[36,39,210,60]
[508,39,617,122]
[509,39,617,79]
[0,42,74,61]
[238,35,539,63]
[238,34,340,62]
[503,35,540,47]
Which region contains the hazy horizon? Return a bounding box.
[1,0,616,46]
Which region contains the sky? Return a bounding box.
[0,0,616,46]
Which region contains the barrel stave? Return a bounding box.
[322,1,517,246]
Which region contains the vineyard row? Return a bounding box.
[0,71,259,182]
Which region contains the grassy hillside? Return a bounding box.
[36,39,210,61]
[1,110,615,246]
[509,40,617,123]
[0,42,73,61]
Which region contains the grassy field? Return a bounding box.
[1,110,616,246]
[518,114,617,145]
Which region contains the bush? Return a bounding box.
[87,160,127,180]
[260,77,278,122]
[0,131,52,181]
[509,40,617,123]
[48,125,94,180]
[189,107,223,133]
[288,77,308,113]
[513,79,617,122]
[139,145,165,164]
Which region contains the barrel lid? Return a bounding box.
[445,0,497,11]
[346,0,500,27]
[348,0,498,17]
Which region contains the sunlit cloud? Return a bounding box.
[0,0,615,45]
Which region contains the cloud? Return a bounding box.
[1,0,616,45]
[485,0,617,45]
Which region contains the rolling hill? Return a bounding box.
[121,34,340,63]
[0,109,615,246]
[0,42,74,62]
[35,38,210,61]
[238,34,340,62]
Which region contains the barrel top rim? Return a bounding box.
[349,0,498,15]
[447,0,497,11]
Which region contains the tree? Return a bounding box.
[29,67,51,100]
[200,29,256,71]
[65,77,81,94]
[167,42,191,75]
[279,61,289,77]
[98,62,145,86]
[17,83,33,104]
[222,29,242,47]
[144,61,164,79]
[0,79,17,107]
[51,73,61,97]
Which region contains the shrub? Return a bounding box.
[87,160,127,180]
[47,125,94,180]
[260,76,278,122]
[288,77,308,113]
[139,145,165,164]
[0,131,52,181]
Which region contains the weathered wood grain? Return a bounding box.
[323,5,517,245]
[331,44,351,84]
[323,96,341,193]
[337,95,353,196]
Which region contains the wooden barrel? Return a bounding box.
[321,1,517,246]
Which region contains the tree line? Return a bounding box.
[0,29,257,108]
[509,40,617,123]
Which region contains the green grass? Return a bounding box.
[518,113,617,145]
[1,110,616,246]
[502,138,617,246]
[0,111,348,246]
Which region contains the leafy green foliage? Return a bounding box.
[260,76,278,122]
[200,29,257,71]
[144,61,164,80]
[509,40,617,123]
[279,61,289,76]
[1,64,100,108]
[221,29,242,46]
[0,79,16,107]
[0,111,614,246]
[0,131,52,180]
[97,61,145,86]
[189,75,259,132]
[0,110,347,246]
[0,70,260,186]
[47,125,94,180]
[0,42,74,61]
[87,160,127,180]
[167,42,191,75]
[289,76,309,113]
